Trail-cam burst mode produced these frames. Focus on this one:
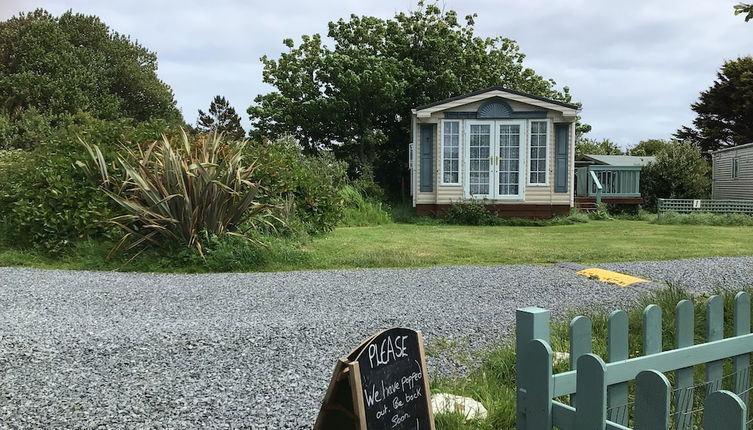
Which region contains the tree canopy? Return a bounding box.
[640,142,711,210]
[675,57,753,152]
[575,138,623,159]
[248,1,579,192]
[627,139,673,156]
[197,96,245,140]
[735,3,753,21]
[0,9,181,123]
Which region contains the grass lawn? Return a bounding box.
[1,219,752,272]
[302,220,753,270]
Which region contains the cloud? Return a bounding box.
[3,0,753,146]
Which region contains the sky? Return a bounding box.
[2,0,752,148]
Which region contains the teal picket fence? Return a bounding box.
[516,292,753,430]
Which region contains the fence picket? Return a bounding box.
[634,370,670,430]
[524,339,553,430]
[514,293,753,430]
[569,316,592,408]
[674,299,695,430]
[574,354,607,430]
[515,307,550,430]
[706,296,724,393]
[607,310,629,426]
[733,292,751,406]
[703,390,746,430]
[643,304,662,355]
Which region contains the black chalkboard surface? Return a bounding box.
[314,328,435,430]
[355,328,433,430]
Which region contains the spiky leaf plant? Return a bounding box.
[83,130,273,257]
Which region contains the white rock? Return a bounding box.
[553,351,570,365]
[431,393,488,420]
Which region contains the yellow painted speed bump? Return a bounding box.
[576,268,648,287]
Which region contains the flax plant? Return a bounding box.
[82,130,273,257]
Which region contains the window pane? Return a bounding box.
[529,121,548,184]
[442,121,460,184]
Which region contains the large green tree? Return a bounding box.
[248,1,580,194]
[197,95,245,140]
[675,57,753,152]
[0,9,181,124]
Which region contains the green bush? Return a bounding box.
[444,201,593,227]
[641,142,711,211]
[654,211,753,226]
[350,165,386,202]
[338,185,392,227]
[588,202,612,220]
[0,115,168,253]
[0,108,58,150]
[248,138,348,234]
[565,207,591,223]
[181,232,310,272]
[444,200,500,226]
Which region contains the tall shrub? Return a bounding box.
[248,138,348,234]
[85,130,272,256]
[640,142,711,210]
[0,115,168,253]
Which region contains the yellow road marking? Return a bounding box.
[576,268,648,287]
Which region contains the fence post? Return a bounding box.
[703,390,746,430]
[733,292,751,405]
[516,307,551,430]
[523,339,553,430]
[607,310,629,426]
[634,370,670,430]
[706,296,724,393]
[569,316,592,408]
[574,354,607,430]
[658,198,664,219]
[675,299,695,430]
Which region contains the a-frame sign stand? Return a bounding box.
[314,328,435,430]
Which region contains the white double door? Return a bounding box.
[464,120,526,200]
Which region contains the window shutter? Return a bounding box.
[554,124,570,193]
[420,124,434,192]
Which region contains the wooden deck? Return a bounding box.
[575,196,644,211]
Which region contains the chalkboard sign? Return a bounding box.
[314,328,435,430]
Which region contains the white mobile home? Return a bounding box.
[409,86,579,218]
[712,142,753,200]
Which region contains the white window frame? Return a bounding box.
[494,120,527,201]
[733,157,740,179]
[462,119,526,201]
[440,120,462,185]
[527,119,550,186]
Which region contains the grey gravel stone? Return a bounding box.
[0,258,746,428]
[599,256,753,294]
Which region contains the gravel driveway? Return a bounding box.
[1,257,750,429]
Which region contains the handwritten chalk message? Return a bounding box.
[356,328,431,430]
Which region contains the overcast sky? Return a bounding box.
[2,0,752,147]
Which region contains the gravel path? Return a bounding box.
[601,256,753,294]
[0,258,749,429]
